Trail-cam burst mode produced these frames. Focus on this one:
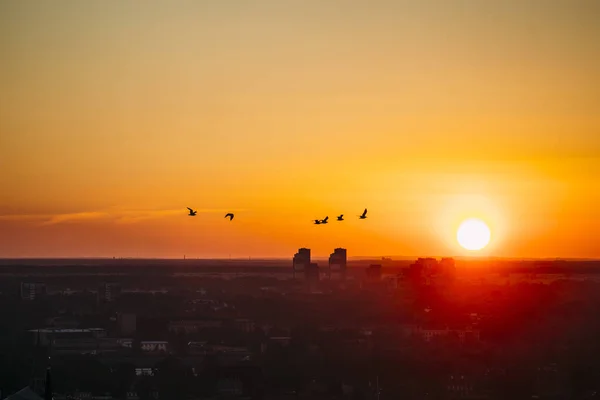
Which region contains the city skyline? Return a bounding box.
[1,1,599,258]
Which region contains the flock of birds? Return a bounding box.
[187,208,235,220]
[185,207,368,224]
[313,208,368,224]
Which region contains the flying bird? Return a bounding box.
[225,213,234,221]
[187,207,197,216]
[358,208,368,219]
[337,214,344,221]
[320,216,329,224]
[313,219,322,225]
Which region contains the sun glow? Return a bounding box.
[457,218,491,251]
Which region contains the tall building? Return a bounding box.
[21,282,47,301]
[98,282,121,303]
[293,248,311,279]
[305,263,320,292]
[328,248,347,279]
[305,263,320,282]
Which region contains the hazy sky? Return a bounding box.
[1,1,599,258]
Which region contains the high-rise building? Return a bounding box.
[98,282,121,303]
[305,263,320,282]
[305,262,321,292]
[21,282,47,301]
[293,248,311,279]
[328,248,347,279]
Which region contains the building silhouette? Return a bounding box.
[328,248,347,279]
[405,257,457,285]
[305,262,320,282]
[97,282,121,303]
[293,248,311,279]
[305,262,320,292]
[21,282,47,301]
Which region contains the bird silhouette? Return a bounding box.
[225,213,234,221]
[337,214,344,221]
[187,207,197,216]
[321,216,329,224]
[313,219,322,225]
[358,208,368,219]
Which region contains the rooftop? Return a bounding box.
[29,328,105,333]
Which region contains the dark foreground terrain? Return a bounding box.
[1,257,600,399]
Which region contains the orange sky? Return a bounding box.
[1,1,599,258]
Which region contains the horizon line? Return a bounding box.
[0,256,599,261]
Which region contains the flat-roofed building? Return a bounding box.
[97,282,121,303]
[293,248,311,279]
[21,282,46,301]
[328,248,347,279]
[31,328,107,346]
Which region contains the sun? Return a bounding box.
[457,218,491,251]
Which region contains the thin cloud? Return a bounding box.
[0,214,47,222]
[40,211,110,226]
[0,207,248,226]
[114,209,183,224]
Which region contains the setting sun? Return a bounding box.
[457,218,491,251]
[1,1,599,259]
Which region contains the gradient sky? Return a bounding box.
[1,1,599,258]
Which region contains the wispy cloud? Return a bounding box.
[40,211,110,226]
[0,207,248,226]
[0,214,47,222]
[0,211,111,225]
[113,209,183,225]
